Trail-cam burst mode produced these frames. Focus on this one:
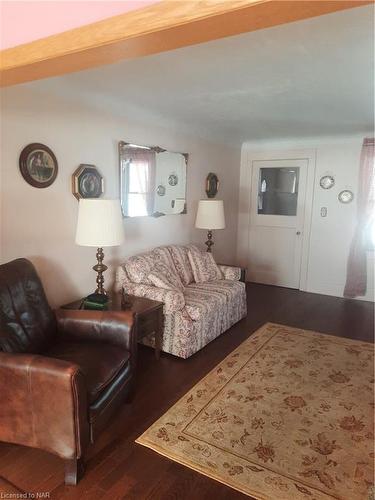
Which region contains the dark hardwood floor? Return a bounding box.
[0,283,373,499]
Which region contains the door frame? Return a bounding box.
[237,147,317,291]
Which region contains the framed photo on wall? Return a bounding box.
[72,164,104,200]
[19,143,58,188]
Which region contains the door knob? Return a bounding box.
[296,231,301,235]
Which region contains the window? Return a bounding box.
[127,159,149,217]
[257,167,300,216]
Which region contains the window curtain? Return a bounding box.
[343,138,375,298]
[127,147,156,215]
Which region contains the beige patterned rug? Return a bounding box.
[136,323,374,499]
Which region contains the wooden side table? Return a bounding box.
[62,293,164,359]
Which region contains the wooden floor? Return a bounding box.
[0,283,373,499]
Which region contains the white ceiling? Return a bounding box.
[20,5,374,145]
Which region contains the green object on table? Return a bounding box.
[86,293,109,304]
[82,299,108,310]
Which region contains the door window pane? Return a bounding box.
[257,167,299,216]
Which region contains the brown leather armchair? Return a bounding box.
[0,259,137,485]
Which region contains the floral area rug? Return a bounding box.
[136,323,374,499]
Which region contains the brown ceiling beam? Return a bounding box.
[0,0,372,87]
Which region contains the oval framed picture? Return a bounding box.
[19,143,58,188]
[168,174,178,186]
[72,164,104,200]
[206,172,219,198]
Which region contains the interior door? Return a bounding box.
[248,159,309,289]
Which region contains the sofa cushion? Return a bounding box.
[148,262,184,291]
[167,245,199,286]
[125,251,155,284]
[124,246,180,285]
[153,246,179,271]
[46,341,129,403]
[123,282,186,314]
[188,248,222,283]
[218,265,242,281]
[184,280,245,321]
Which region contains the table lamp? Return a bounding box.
[75,199,124,299]
[195,199,225,252]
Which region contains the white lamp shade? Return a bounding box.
[75,199,125,247]
[195,199,226,230]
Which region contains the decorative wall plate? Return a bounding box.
[320,175,335,190]
[72,164,104,200]
[338,189,354,204]
[156,184,166,196]
[19,143,58,188]
[168,174,178,186]
[206,172,219,198]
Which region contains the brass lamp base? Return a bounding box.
[93,247,108,295]
[205,230,214,252]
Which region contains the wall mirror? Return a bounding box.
[119,141,187,217]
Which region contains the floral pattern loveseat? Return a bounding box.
[115,244,247,359]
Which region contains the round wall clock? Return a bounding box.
[320,175,335,190]
[19,143,58,188]
[338,190,354,204]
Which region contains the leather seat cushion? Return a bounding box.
[89,361,132,424]
[46,341,129,404]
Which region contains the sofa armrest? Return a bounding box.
[0,352,89,460]
[115,265,132,292]
[55,309,136,355]
[218,264,245,282]
[123,282,185,314]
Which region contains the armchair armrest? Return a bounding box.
[123,282,185,314]
[218,264,246,282]
[55,309,136,355]
[0,352,89,460]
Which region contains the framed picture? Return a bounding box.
[19,143,58,188]
[338,189,354,204]
[319,175,335,190]
[72,164,104,200]
[156,184,166,196]
[168,174,178,186]
[206,172,219,198]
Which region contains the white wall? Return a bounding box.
[238,135,374,301]
[0,86,240,307]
